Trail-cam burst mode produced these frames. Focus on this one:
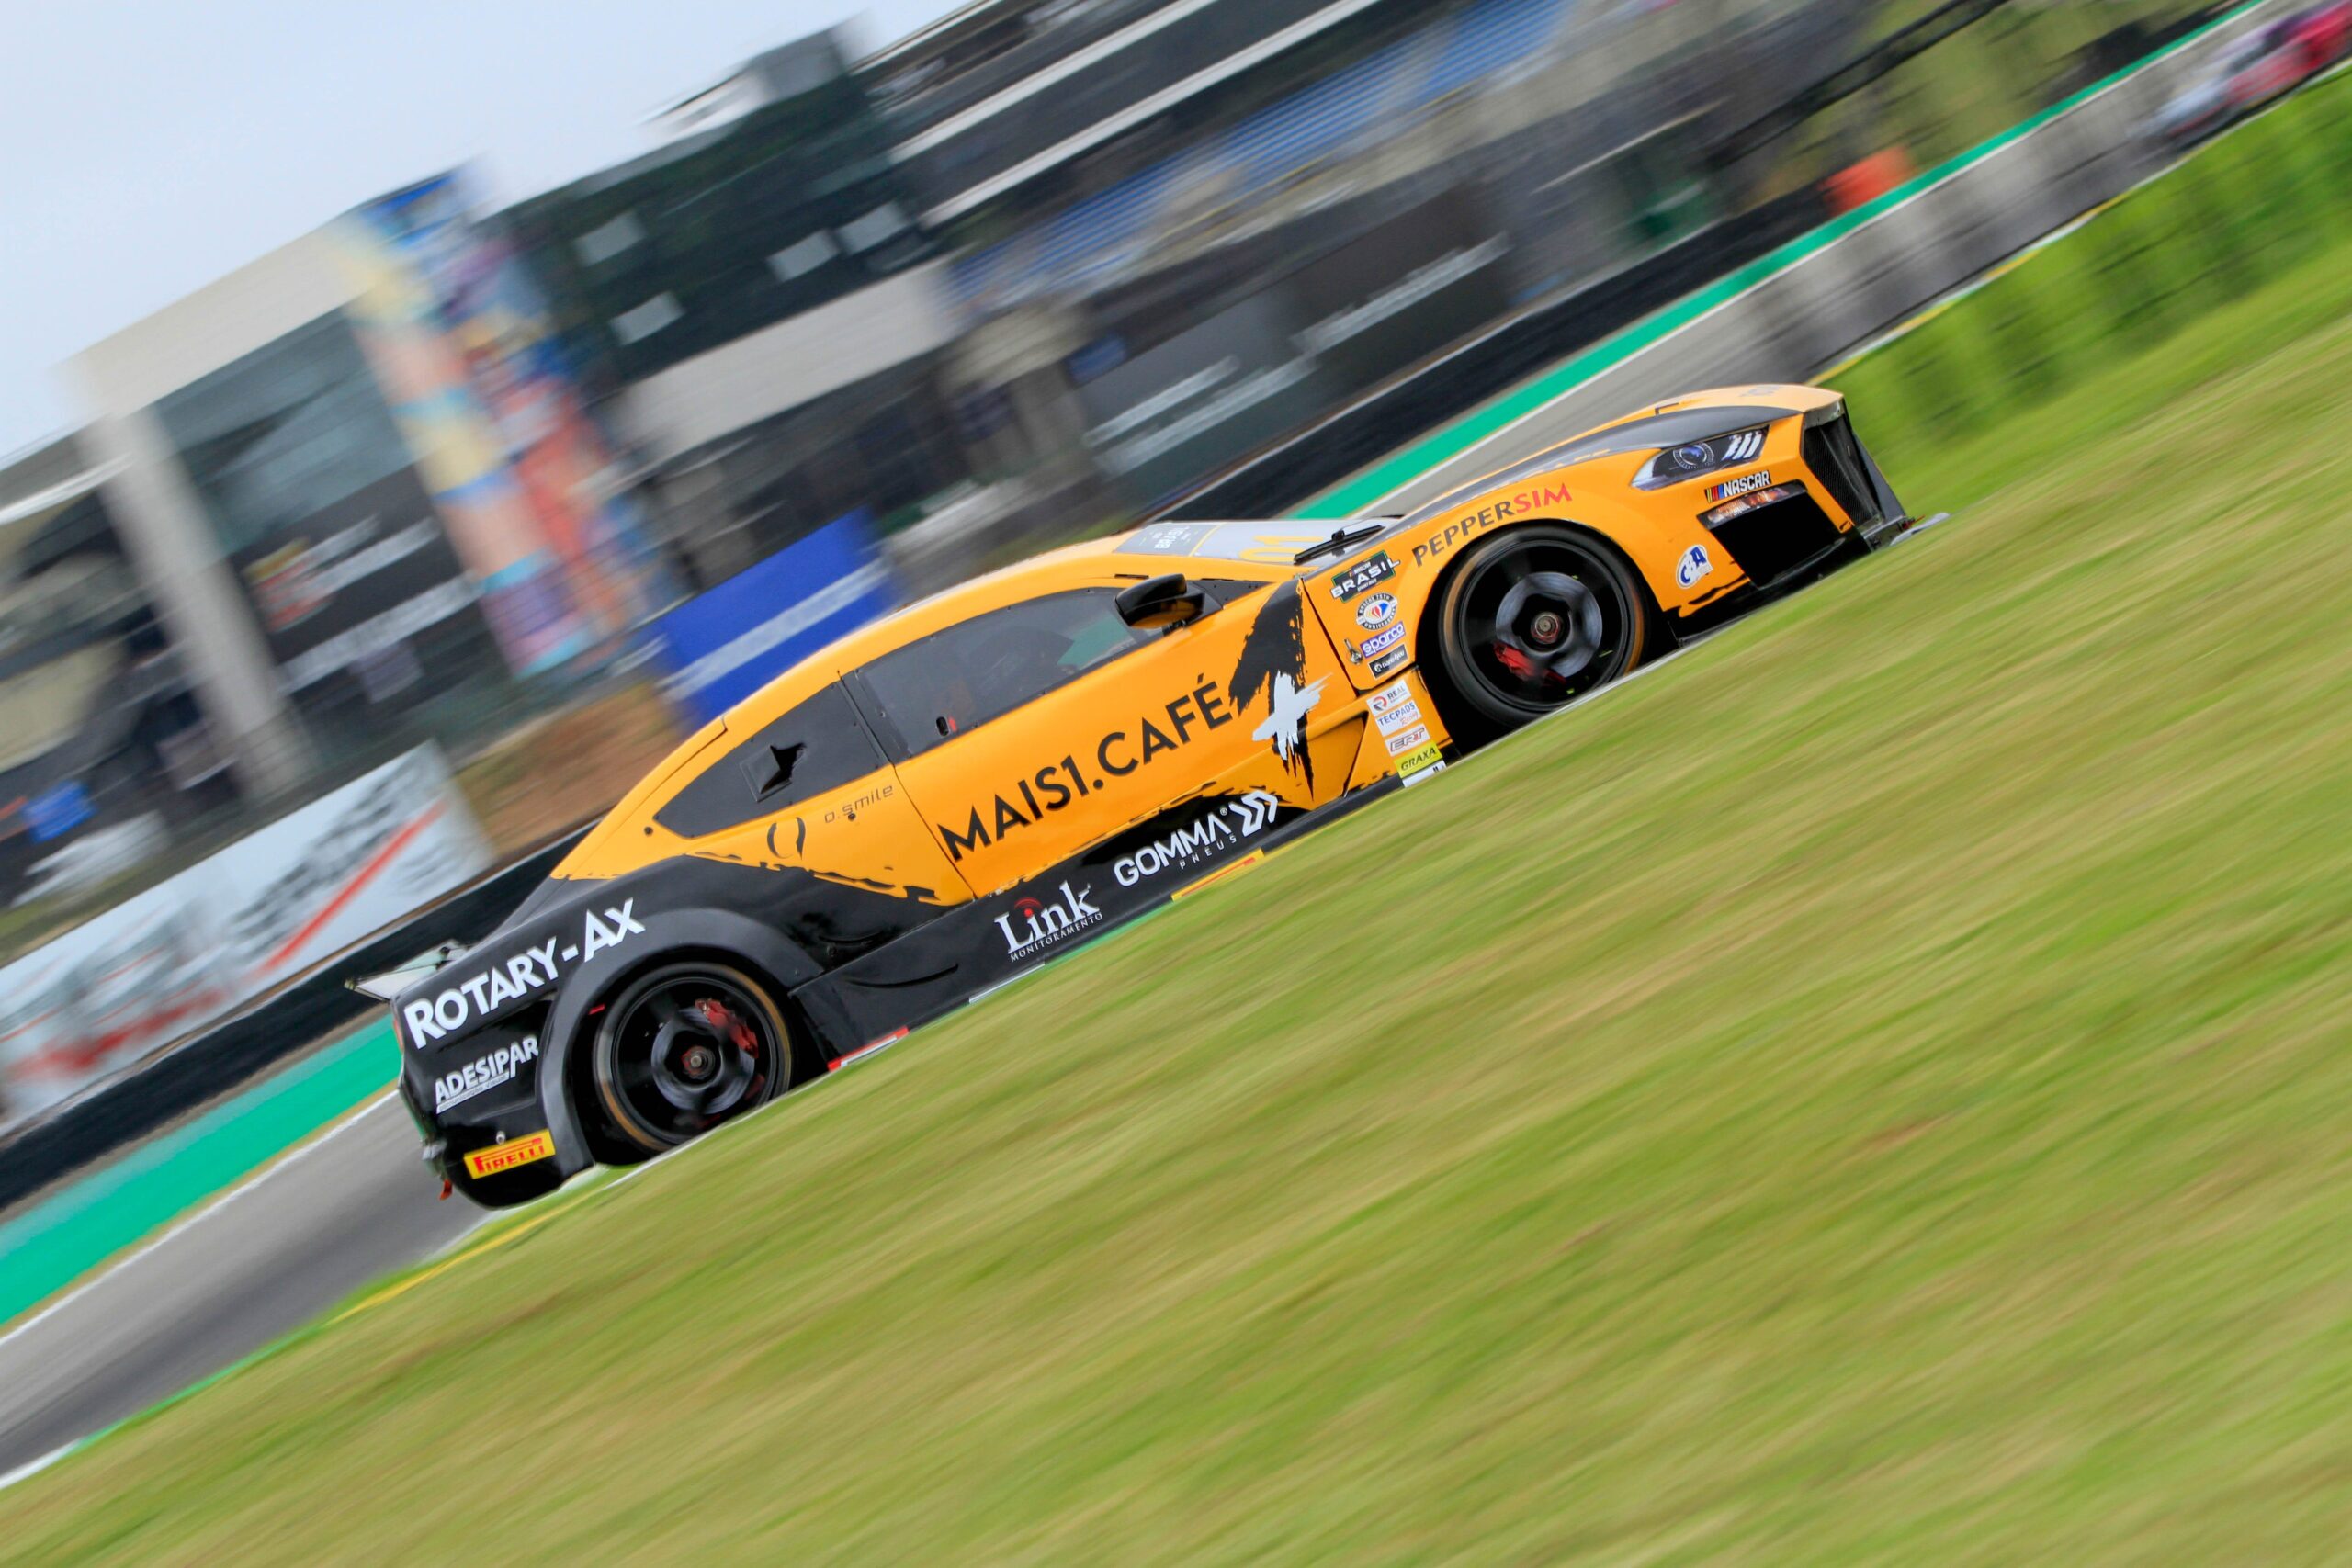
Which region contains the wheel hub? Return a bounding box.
[1493,570,1605,682]
[647,998,759,1117]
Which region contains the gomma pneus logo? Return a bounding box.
[1114,791,1282,887]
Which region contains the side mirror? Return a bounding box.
[1115,573,1207,631]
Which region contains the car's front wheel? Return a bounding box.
[1431,525,1651,735]
[589,960,792,1156]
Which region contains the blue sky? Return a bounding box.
[0,0,964,458]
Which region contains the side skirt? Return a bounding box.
[792,779,1400,1060]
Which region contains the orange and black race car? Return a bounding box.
[369,384,1914,1204]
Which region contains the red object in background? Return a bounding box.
[1823,149,1917,217]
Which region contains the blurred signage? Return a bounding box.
[645,513,898,728]
[0,748,492,1127]
[331,171,673,681]
[1077,191,1510,508]
[23,783,95,844]
[231,466,483,695]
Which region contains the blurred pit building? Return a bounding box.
[0,0,2223,899]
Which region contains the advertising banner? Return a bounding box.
[644,513,897,728]
[0,748,492,1126]
[329,170,674,679]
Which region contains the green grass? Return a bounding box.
[1835,67,2352,512]
[13,142,2352,1568]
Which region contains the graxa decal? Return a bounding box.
[941,685,1236,862]
[1114,791,1282,887]
[995,882,1103,963]
[402,901,644,1044]
[1410,481,1575,567]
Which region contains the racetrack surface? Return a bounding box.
[0,1098,476,1477]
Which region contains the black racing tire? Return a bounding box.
[589,960,793,1157]
[1430,525,1651,735]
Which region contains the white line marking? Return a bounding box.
[0,1093,395,1353]
[0,1441,77,1493]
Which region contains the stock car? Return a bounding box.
[367,383,1914,1204]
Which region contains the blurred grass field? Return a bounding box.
[12,94,2352,1568]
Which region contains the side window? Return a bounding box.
[654,683,884,839]
[858,590,1155,760]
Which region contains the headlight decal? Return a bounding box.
[1633,425,1771,490]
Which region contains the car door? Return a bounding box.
[851,576,1356,898]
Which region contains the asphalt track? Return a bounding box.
[0,21,2264,1478]
[0,1097,478,1477]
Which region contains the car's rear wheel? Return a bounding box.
[590,961,790,1156]
[1432,525,1650,733]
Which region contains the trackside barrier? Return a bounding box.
[1174,0,2301,522]
[0,831,582,1214]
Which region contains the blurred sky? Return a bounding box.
[0,0,967,460]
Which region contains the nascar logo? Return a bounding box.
[1704,470,1772,502]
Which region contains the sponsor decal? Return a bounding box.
[434,1034,540,1113]
[1370,690,1423,736]
[464,1130,556,1179]
[1351,623,1407,662]
[1114,791,1282,887]
[1125,522,1216,557]
[1704,470,1772,502]
[1354,592,1399,632]
[1328,551,1396,603]
[1409,481,1575,568]
[938,583,1326,867]
[1369,647,1409,677]
[1395,743,1445,780]
[401,900,643,1046]
[1676,545,1713,589]
[940,684,1237,863]
[1383,723,1431,757]
[994,881,1104,963]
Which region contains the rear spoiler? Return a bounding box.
[345,942,469,1003]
